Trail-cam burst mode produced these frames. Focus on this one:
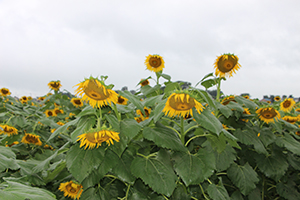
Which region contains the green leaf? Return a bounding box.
[43,161,66,183]
[215,144,236,172]
[109,131,128,157]
[119,91,145,113]
[247,188,261,200]
[257,128,276,147]
[170,184,190,200]
[226,101,244,112]
[105,114,120,132]
[193,108,222,135]
[230,191,244,200]
[47,117,80,141]
[172,147,216,186]
[235,96,258,110]
[276,181,300,200]
[0,146,19,172]
[207,180,230,200]
[161,73,171,81]
[142,95,163,108]
[153,98,167,123]
[227,162,259,195]
[286,153,300,170]
[195,72,214,87]
[76,106,96,117]
[216,103,233,118]
[140,84,161,97]
[0,181,56,200]
[205,133,227,153]
[275,133,300,155]
[66,143,105,182]
[279,119,299,130]
[201,78,217,89]
[193,89,216,110]
[70,116,97,141]
[163,82,181,95]
[120,119,142,141]
[130,149,177,196]
[143,126,187,152]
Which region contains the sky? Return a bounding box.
[1,0,300,99]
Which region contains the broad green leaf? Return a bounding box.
[201,78,217,89]
[0,146,19,172]
[215,144,236,172]
[233,129,268,155]
[230,191,244,200]
[227,162,259,195]
[47,117,80,141]
[105,114,120,132]
[235,96,258,110]
[193,108,222,135]
[276,181,300,200]
[70,116,97,141]
[195,72,214,87]
[153,98,167,122]
[43,161,66,183]
[130,149,177,196]
[216,103,233,118]
[163,82,181,95]
[172,147,216,186]
[287,153,300,170]
[80,187,110,200]
[207,180,230,200]
[170,184,190,200]
[161,73,171,81]
[143,126,187,152]
[142,95,163,107]
[119,91,145,114]
[247,188,261,200]
[120,119,142,140]
[193,89,216,110]
[109,131,128,157]
[66,143,105,182]
[226,101,244,112]
[140,84,161,96]
[279,119,299,130]
[205,133,227,153]
[76,105,96,117]
[257,128,276,147]
[0,181,56,200]
[276,133,300,155]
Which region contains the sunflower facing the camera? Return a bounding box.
[214,53,241,78]
[145,54,165,72]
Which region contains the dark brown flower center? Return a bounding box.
[1,89,9,94]
[4,126,14,133]
[48,111,53,116]
[261,108,277,119]
[74,99,82,105]
[50,82,60,88]
[26,135,39,143]
[149,57,162,68]
[84,80,110,100]
[169,94,195,111]
[283,100,291,108]
[66,183,80,194]
[217,56,238,73]
[118,97,124,103]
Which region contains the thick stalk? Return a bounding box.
[180,117,185,145]
[216,78,221,102]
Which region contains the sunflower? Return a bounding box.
[274,96,281,101]
[20,96,28,103]
[71,98,84,107]
[37,96,46,101]
[59,181,83,200]
[45,109,57,117]
[280,98,296,112]
[57,121,65,126]
[214,53,241,78]
[145,54,165,72]
[282,116,299,124]
[0,125,18,136]
[74,77,118,108]
[256,107,281,124]
[44,144,54,150]
[136,107,151,119]
[134,116,144,123]
[21,133,42,146]
[48,81,62,91]
[296,125,300,136]
[5,141,19,147]
[163,92,204,118]
[116,95,128,105]
[0,88,11,96]
[296,108,300,113]
[243,95,250,99]
[221,95,236,105]
[222,124,229,130]
[77,127,120,150]
[140,79,150,87]
[54,108,64,115]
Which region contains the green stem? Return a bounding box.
[180,117,185,145]
[262,175,265,200]
[185,134,208,147]
[162,117,181,128]
[165,125,181,137]
[216,78,221,102]
[112,103,121,121]
[124,184,130,200]
[199,184,210,200]
[97,108,102,128]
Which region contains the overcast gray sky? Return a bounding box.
[1,0,299,99]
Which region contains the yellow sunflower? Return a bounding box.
[296,125,300,136]
[282,116,298,124]
[0,125,18,136]
[77,127,120,150]
[48,81,62,91]
[0,88,11,96]
[243,95,250,99]
[214,53,241,78]
[221,95,236,105]
[256,107,281,124]
[20,96,28,103]
[71,98,84,107]
[274,96,281,101]
[116,95,128,105]
[5,141,19,147]
[59,180,83,200]
[280,98,296,112]
[136,107,151,119]
[140,79,150,87]
[74,77,118,108]
[53,108,64,115]
[57,121,65,126]
[45,109,57,117]
[145,54,165,72]
[134,116,144,123]
[296,108,300,112]
[21,133,42,146]
[37,96,46,101]
[163,92,204,118]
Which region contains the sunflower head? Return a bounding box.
[0,88,11,96]
[117,95,128,105]
[136,107,151,119]
[145,54,165,72]
[59,180,83,200]
[5,141,19,147]
[221,95,236,105]
[243,95,250,99]
[256,107,281,124]
[163,92,204,118]
[20,96,28,103]
[71,98,84,107]
[45,109,57,117]
[282,116,299,124]
[21,133,42,146]
[274,96,281,101]
[57,121,65,126]
[38,96,46,101]
[0,124,18,136]
[48,81,62,91]
[140,79,150,87]
[74,77,118,108]
[77,126,120,150]
[54,108,64,115]
[280,98,296,112]
[214,53,241,78]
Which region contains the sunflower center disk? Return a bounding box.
[84,81,110,100]
[169,96,195,111]
[26,135,38,143]
[149,57,162,68]
[51,83,60,88]
[261,109,277,119]
[4,127,14,133]
[66,184,79,194]
[283,101,291,108]
[217,57,237,73]
[74,100,81,105]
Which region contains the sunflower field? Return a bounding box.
[1,54,300,200]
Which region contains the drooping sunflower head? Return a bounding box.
[71,98,84,107]
[117,95,128,105]
[140,79,150,87]
[274,96,281,101]
[45,109,57,117]
[74,77,118,108]
[280,98,296,112]
[214,53,241,78]
[59,180,83,200]
[136,107,151,119]
[77,126,120,150]
[256,107,281,124]
[221,95,236,105]
[243,95,250,99]
[5,141,19,147]
[21,133,42,146]
[0,124,18,136]
[54,108,64,115]
[282,116,299,124]
[0,88,11,96]
[48,81,62,91]
[145,54,165,72]
[163,92,204,118]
